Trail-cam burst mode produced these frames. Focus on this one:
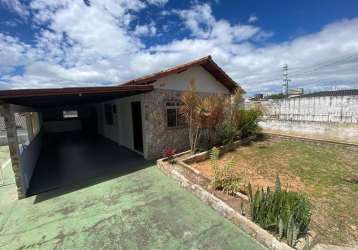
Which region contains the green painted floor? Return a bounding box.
[0,166,266,250]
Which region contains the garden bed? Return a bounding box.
[157,136,318,250]
[189,135,358,246]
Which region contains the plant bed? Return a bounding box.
[189,137,358,247]
[157,139,318,250]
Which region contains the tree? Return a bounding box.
[199,94,226,146]
[181,80,202,152]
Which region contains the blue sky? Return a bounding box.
[0,0,358,95]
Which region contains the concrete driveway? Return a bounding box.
[0,165,266,250]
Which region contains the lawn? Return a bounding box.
[192,137,358,246]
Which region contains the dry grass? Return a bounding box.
[192,138,358,246]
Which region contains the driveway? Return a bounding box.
[0,166,266,249]
[28,132,147,195]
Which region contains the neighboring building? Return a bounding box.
[288,88,304,97]
[0,56,242,199]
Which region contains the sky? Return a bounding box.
[0,0,358,95]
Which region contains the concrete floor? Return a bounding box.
[28,132,147,195]
[0,166,266,250]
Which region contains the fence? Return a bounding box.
[261,94,358,124]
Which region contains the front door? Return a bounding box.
[131,102,143,152]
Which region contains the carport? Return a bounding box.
[0,85,153,198]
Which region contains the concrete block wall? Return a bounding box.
[264,95,358,123]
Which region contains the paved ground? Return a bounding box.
[0,165,266,250]
[0,146,17,207]
[28,132,147,195]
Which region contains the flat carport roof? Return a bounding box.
[0,84,153,107]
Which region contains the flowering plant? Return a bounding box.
[164,147,176,164]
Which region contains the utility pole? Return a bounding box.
[282,64,290,97]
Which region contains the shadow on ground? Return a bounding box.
[27,132,152,203]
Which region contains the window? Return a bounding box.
[166,101,185,128]
[104,104,114,125]
[63,110,78,119]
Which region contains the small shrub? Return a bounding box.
[247,177,311,247]
[164,147,176,164]
[210,147,242,194]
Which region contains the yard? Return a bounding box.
[192,137,358,246]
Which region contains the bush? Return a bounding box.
[210,147,242,195]
[247,177,311,247]
[220,119,238,145]
[237,107,263,138]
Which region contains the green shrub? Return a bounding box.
[210,147,242,195]
[237,107,263,138]
[220,119,238,145]
[247,177,311,247]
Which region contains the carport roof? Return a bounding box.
[0,85,153,107]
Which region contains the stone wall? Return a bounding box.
[142,89,190,159]
[142,89,231,159]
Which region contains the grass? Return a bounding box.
[192,138,358,246]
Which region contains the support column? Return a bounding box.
[25,113,34,141]
[2,104,26,199]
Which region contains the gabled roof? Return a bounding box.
[122,55,243,93]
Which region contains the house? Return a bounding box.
[0,56,242,199]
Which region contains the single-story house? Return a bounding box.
[0,56,243,199]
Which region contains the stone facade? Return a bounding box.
[142,89,190,159]
[142,89,231,159]
[1,104,26,199]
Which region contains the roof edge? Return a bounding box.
[0,85,153,99]
[121,55,244,94]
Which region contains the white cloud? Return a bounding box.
[133,23,157,36]
[248,14,258,23]
[0,1,357,94]
[0,0,29,18]
[175,3,263,43]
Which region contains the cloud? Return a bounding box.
[0,0,29,18]
[248,14,258,23]
[146,0,168,6]
[133,23,157,36]
[175,3,261,42]
[0,1,357,94]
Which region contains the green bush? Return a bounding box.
[247,177,311,247]
[237,107,263,138]
[210,147,242,195]
[220,119,238,145]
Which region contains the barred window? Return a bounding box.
[166,101,185,128]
